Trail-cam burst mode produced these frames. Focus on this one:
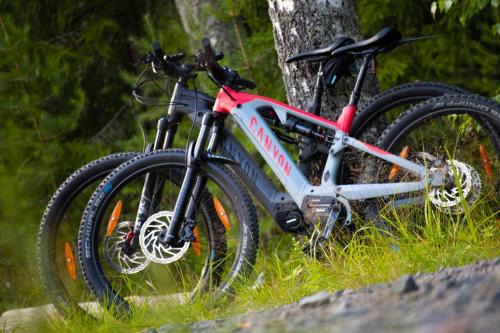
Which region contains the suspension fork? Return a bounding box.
[179,115,226,241]
[131,115,180,240]
[161,112,219,246]
[148,115,181,214]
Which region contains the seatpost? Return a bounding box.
[297,63,325,175]
[309,62,325,116]
[348,55,372,107]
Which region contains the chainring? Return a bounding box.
[104,221,150,274]
[139,211,190,264]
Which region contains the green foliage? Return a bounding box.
[358,0,500,97]
[431,0,499,32]
[0,0,182,312]
[20,201,500,332]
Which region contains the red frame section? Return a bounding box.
[213,87,357,133]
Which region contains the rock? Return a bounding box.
[393,274,419,294]
[299,291,331,308]
[0,304,59,333]
[420,282,433,294]
[331,300,352,315]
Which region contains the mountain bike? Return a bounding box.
[77,27,500,314]
[37,46,230,316]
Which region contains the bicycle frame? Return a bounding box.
[211,86,448,223]
[139,65,450,244]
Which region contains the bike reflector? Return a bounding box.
[479,144,493,178]
[214,196,231,230]
[192,227,201,256]
[388,146,410,181]
[64,242,77,280]
[106,200,122,236]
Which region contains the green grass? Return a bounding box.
[15,198,500,333]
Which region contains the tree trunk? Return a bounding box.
[267,0,379,120]
[174,0,237,54]
[268,0,382,183]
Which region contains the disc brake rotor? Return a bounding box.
[428,159,482,213]
[139,211,190,264]
[104,221,150,274]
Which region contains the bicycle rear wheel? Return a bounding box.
[37,153,138,315]
[366,94,500,226]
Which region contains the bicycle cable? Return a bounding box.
[131,65,149,151]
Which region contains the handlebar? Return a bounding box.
[142,42,190,79]
[200,37,256,90]
[141,39,256,90]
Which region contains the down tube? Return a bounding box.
[231,105,309,205]
[219,130,295,212]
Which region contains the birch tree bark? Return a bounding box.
[174,0,237,54]
[268,0,382,183]
[267,0,378,122]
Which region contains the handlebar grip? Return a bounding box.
[201,38,215,59]
[215,51,224,61]
[201,37,226,83]
[152,41,164,59]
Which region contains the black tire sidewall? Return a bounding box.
[37,152,139,314]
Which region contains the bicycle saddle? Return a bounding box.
[286,27,403,63]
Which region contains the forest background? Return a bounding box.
[0,0,498,313]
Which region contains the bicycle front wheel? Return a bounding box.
[77,149,259,315]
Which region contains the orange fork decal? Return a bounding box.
[64,242,77,280]
[388,146,410,181]
[479,144,493,178]
[213,196,230,230]
[106,200,122,236]
[192,227,201,256]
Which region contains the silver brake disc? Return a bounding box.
[428,159,481,213]
[104,221,150,274]
[139,211,190,264]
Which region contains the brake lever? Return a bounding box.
[166,52,185,63]
[140,52,155,64]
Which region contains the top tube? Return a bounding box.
[213,87,357,133]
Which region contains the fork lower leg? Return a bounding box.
[162,113,215,245]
